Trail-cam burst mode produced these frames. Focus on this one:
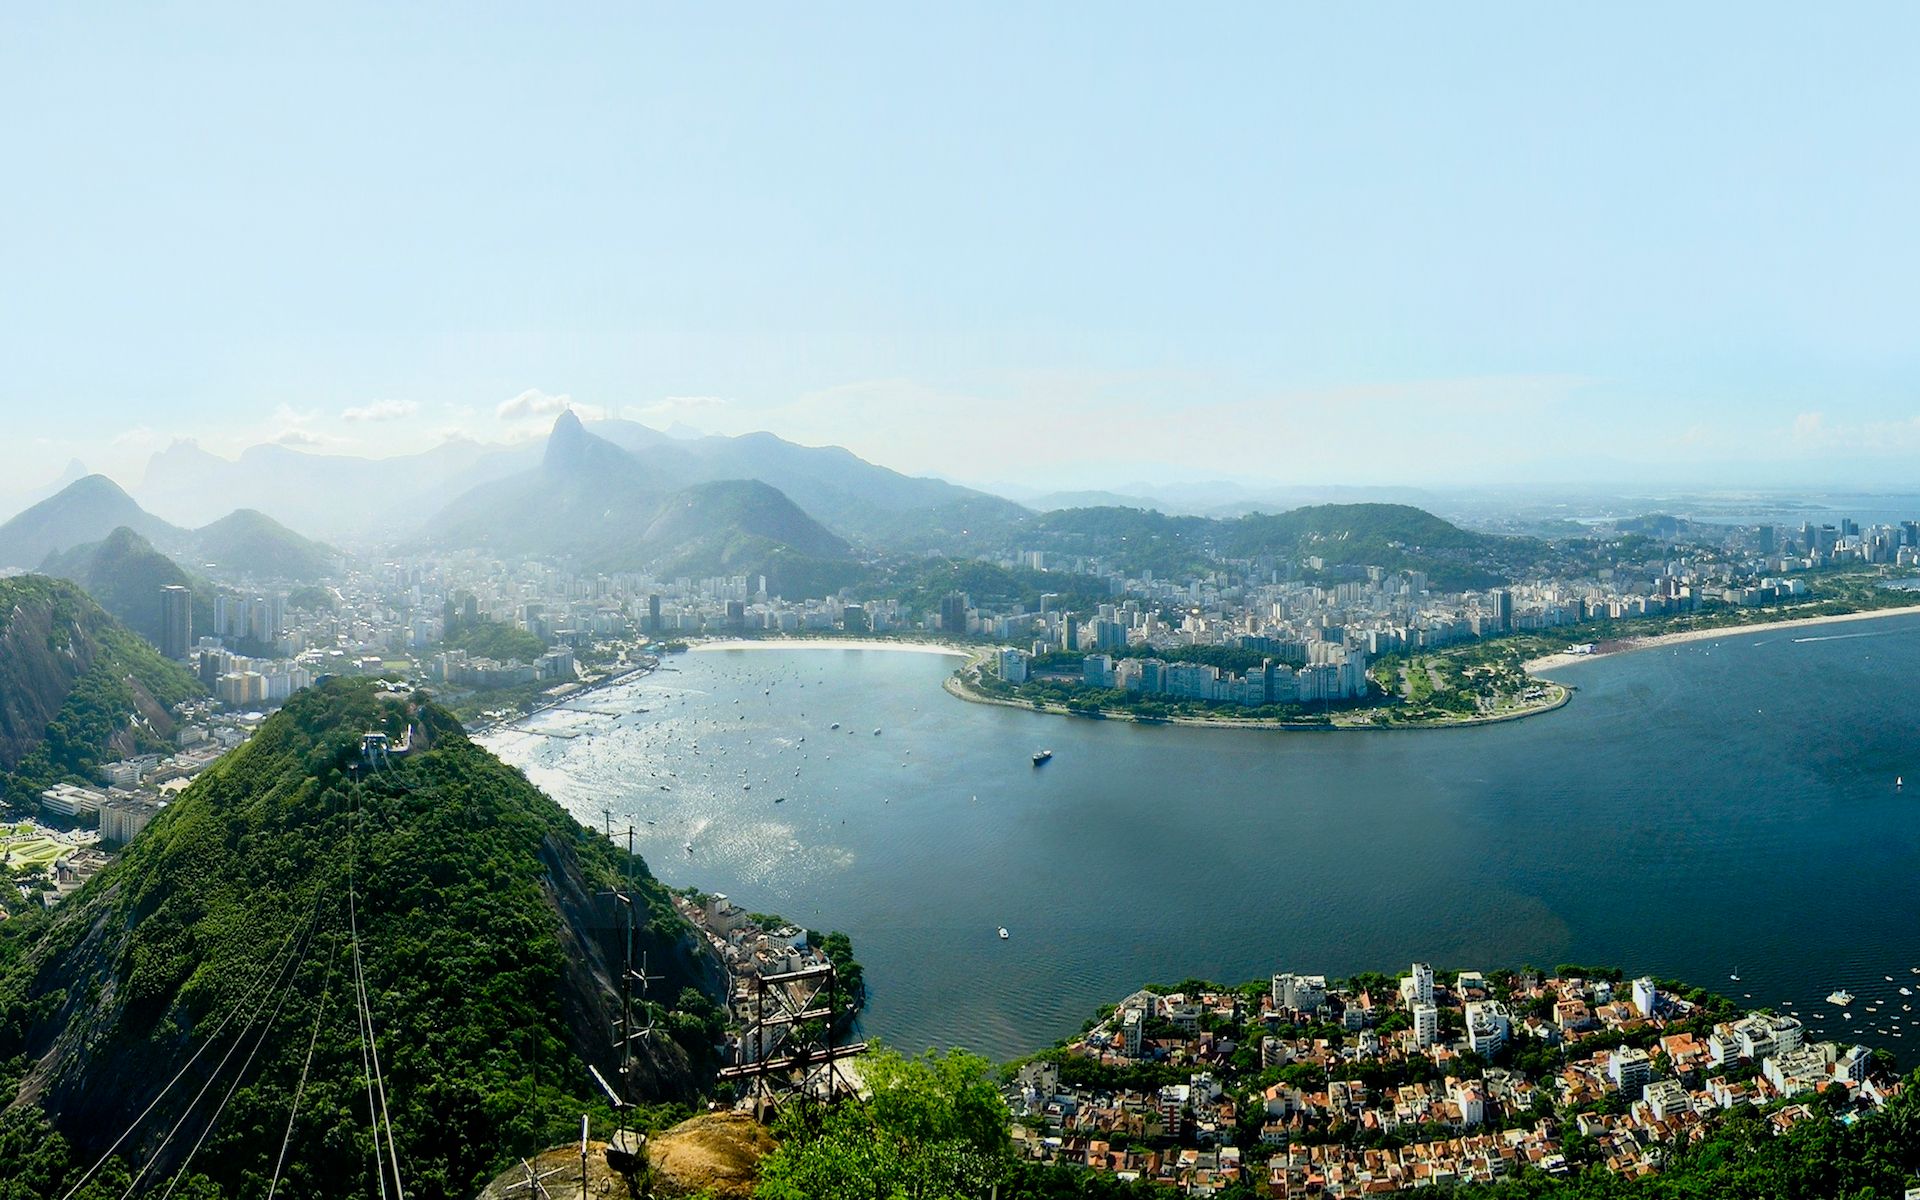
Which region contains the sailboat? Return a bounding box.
[1729,966,1741,982]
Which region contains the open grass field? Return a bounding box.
[1,826,71,871]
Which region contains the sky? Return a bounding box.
[2,3,1917,493]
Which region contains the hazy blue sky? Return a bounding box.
[3,4,1916,490]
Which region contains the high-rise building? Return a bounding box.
[1411,1003,1439,1047]
[160,585,192,660]
[647,593,662,634]
[939,592,969,634]
[1488,588,1512,633]
[1609,1047,1652,1097]
[1406,962,1435,1008]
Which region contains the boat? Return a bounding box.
[683,842,693,854]
[830,722,840,730]
[873,728,882,735]
[1828,989,1855,1005]
[1032,749,1053,765]
[1729,967,1740,982]
[997,927,1009,940]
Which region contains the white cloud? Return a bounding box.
[111,425,162,448]
[497,389,574,420]
[273,403,320,426]
[342,398,419,423]
[1788,409,1920,453]
[274,428,329,447]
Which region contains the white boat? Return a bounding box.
[997,926,1009,940]
[1828,989,1855,1005]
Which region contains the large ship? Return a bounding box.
[1828,989,1855,1006]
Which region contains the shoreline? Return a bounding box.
[943,670,1571,733]
[1523,602,1920,674]
[691,636,973,659]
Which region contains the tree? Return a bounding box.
[755,1046,1011,1200]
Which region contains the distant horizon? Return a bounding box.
[14,408,1920,535]
[6,6,1919,496]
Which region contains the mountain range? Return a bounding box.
[0,475,338,583]
[0,416,1620,597]
[423,411,863,585]
[122,418,1028,553]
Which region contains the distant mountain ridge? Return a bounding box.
[125,416,1027,550]
[0,476,340,582]
[136,436,536,538]
[583,419,1029,550]
[0,474,184,569]
[426,412,856,584]
[1027,502,1548,589]
[183,508,338,581]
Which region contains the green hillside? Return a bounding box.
[0,475,183,572]
[186,508,338,582]
[0,679,726,1200]
[0,576,202,809]
[39,526,215,649]
[1032,502,1549,589]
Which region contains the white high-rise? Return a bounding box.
[1412,1003,1439,1047]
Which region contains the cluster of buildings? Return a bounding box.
[1006,963,1899,1198]
[428,644,576,689]
[997,642,1372,706]
[675,890,852,1069]
[36,706,253,849]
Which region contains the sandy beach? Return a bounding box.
[691,636,974,659]
[1524,603,1920,674]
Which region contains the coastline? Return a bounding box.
[1523,602,1920,674]
[692,636,973,659]
[942,670,1570,732]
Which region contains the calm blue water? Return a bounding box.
[481,619,1920,1063]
